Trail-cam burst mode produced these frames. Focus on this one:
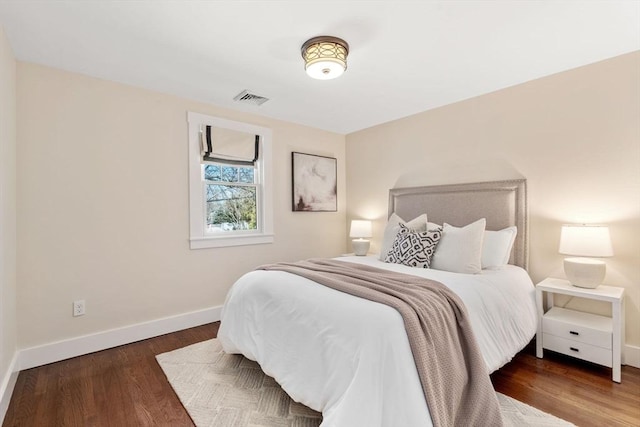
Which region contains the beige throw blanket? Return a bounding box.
[258,259,503,427]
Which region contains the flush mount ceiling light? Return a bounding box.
[301,36,349,80]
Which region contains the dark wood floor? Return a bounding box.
[492,342,640,427]
[3,322,639,426]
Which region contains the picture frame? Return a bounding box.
[291,152,337,212]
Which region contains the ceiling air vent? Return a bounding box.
[233,90,269,106]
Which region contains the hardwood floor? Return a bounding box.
[3,323,639,426]
[3,323,218,427]
[492,341,640,427]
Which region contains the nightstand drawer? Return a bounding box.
[542,307,612,349]
[543,334,612,367]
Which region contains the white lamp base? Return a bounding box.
[564,257,606,288]
[352,239,370,256]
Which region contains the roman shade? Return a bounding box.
[201,125,259,166]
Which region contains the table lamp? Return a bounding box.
[350,220,372,256]
[559,224,613,288]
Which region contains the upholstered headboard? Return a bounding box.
[388,179,528,269]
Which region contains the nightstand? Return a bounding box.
[535,277,625,382]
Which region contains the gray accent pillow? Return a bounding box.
[384,223,442,268]
[379,213,428,261]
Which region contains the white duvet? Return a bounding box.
[218,256,537,427]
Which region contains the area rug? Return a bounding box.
[157,339,575,427]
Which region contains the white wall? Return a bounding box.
[16,63,347,349]
[346,52,640,349]
[0,26,17,415]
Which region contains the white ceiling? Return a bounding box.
[0,1,638,134]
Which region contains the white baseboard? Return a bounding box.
[624,344,640,369]
[18,306,222,371]
[0,352,19,423]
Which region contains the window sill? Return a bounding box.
[189,233,274,249]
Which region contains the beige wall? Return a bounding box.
[16,63,346,348]
[9,47,640,356]
[346,52,640,347]
[0,27,17,381]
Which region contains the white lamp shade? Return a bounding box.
[350,220,372,238]
[559,224,613,257]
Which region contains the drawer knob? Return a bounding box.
[569,331,579,336]
[570,347,580,352]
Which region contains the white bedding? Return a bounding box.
[218,256,537,427]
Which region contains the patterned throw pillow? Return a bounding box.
[384,223,442,268]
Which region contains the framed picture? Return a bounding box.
[292,152,337,212]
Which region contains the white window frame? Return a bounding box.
[188,112,273,249]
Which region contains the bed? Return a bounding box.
[218,179,537,427]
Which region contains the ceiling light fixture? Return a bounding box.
[301,36,349,80]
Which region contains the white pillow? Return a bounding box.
[482,226,517,269]
[430,218,486,274]
[379,213,428,260]
[427,221,441,231]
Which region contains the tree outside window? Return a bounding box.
[204,165,257,232]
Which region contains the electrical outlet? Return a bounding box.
[73,300,85,317]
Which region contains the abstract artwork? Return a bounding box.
[292,152,337,212]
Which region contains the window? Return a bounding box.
[188,112,273,249]
[204,164,257,232]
